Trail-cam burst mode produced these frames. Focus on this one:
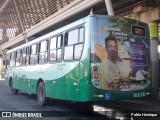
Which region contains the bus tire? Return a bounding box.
[37,82,49,106]
[9,78,19,94]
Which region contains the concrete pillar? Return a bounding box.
[133,6,154,23]
[149,23,159,99]
[0,57,4,80]
[104,0,115,15]
[133,5,160,99]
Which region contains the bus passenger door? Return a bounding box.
[21,67,31,93]
[21,75,27,91]
[13,71,20,90]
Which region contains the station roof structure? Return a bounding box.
[0,0,159,52]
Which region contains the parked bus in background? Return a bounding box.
[5,14,151,106]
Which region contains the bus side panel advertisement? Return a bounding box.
[91,16,150,92]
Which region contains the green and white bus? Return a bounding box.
[5,14,151,105]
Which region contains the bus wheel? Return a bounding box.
[37,82,49,106]
[9,79,19,94]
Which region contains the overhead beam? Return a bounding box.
[0,0,9,12]
[1,0,103,50]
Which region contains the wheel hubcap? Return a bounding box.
[39,86,44,102]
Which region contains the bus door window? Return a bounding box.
[39,40,48,64]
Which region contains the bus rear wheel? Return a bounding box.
[9,79,19,94]
[37,82,49,106]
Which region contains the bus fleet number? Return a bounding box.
[133,92,145,98]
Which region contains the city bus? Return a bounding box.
[5,14,151,106]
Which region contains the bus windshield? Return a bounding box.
[91,16,150,92]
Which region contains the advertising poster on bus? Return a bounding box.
[91,16,150,91]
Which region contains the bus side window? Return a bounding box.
[74,27,84,60]
[39,40,48,64]
[10,52,16,67]
[64,46,74,60]
[64,29,78,60]
[26,47,31,65]
[67,29,78,45]
[22,48,27,66]
[49,37,57,63]
[79,27,84,43]
[74,44,83,60]
[10,53,13,67]
[64,27,84,61]
[30,44,38,65]
[57,35,63,62]
[6,54,10,68]
[16,50,22,66]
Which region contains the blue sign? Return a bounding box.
[105,93,111,100]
